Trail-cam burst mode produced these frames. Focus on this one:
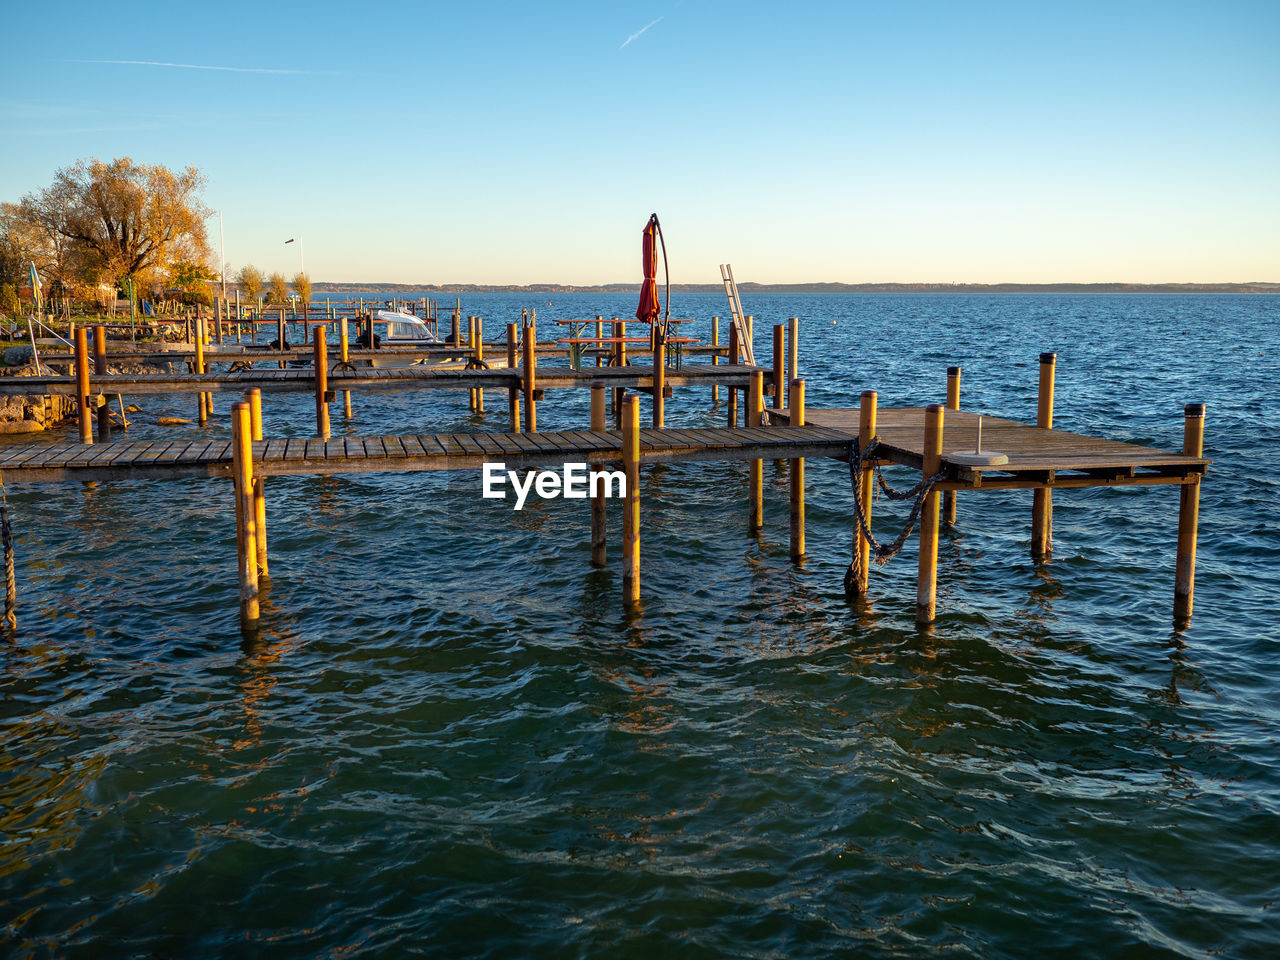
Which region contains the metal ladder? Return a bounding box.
[719,263,755,366]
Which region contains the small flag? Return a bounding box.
[29,262,42,312]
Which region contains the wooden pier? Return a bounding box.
[0,329,1208,634]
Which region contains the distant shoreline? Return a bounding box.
[312,281,1279,295]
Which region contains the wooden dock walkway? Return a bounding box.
[0,423,851,483]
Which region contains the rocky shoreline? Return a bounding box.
[0,345,181,434]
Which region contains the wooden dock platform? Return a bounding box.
[769,407,1208,488]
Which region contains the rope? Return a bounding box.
[843,437,947,595]
[0,473,14,635]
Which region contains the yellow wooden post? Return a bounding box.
[314,326,330,439]
[848,389,878,597]
[1175,403,1206,620]
[194,316,207,424]
[622,394,641,605]
[1032,352,1056,560]
[475,316,485,414]
[507,323,520,432]
[652,330,665,428]
[787,317,799,409]
[247,388,268,577]
[710,316,720,405]
[591,381,607,567]
[340,314,352,419]
[232,401,260,631]
[749,370,764,531]
[944,366,961,525]
[917,404,945,624]
[74,327,92,443]
[93,325,111,441]
[523,318,537,433]
[789,378,806,560]
[772,324,785,410]
[727,323,739,427]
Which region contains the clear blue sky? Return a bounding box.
[2,1,1277,285]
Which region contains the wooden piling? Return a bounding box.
[74,327,92,443]
[507,323,521,431]
[622,394,641,605]
[1175,403,1206,620]
[848,389,878,598]
[1032,352,1056,560]
[314,326,330,439]
[652,331,665,428]
[917,404,945,624]
[790,379,806,560]
[591,381,607,567]
[727,323,739,427]
[468,317,477,412]
[475,316,485,414]
[944,366,961,525]
[787,317,799,409]
[277,309,287,369]
[523,320,537,433]
[93,325,111,441]
[247,388,268,577]
[772,325,785,410]
[232,401,260,631]
[749,369,764,532]
[710,316,720,404]
[595,316,604,368]
[340,315,352,419]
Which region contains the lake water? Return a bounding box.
[2,293,1278,958]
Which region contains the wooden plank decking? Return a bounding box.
[768,407,1208,488]
[0,424,853,483]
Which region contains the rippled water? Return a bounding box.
[2,294,1277,958]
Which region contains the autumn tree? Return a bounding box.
[13,157,210,287]
[293,272,311,325]
[169,258,216,306]
[267,271,289,306]
[237,265,264,310]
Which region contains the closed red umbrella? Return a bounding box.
[635,213,663,323]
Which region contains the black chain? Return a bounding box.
[844,438,947,595]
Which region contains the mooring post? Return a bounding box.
[612,319,625,427]
[595,315,605,368]
[247,388,268,577]
[727,323,739,427]
[340,314,352,419]
[749,369,764,532]
[787,317,799,409]
[468,317,477,412]
[591,381,607,567]
[523,318,537,433]
[1175,403,1206,621]
[917,403,945,624]
[849,389,878,598]
[944,366,961,525]
[772,325,785,410]
[506,323,520,432]
[74,327,92,444]
[476,316,485,414]
[652,330,665,428]
[277,309,287,370]
[194,315,208,425]
[623,394,641,605]
[215,297,223,345]
[1032,352,1056,560]
[232,401,260,631]
[314,326,330,439]
[790,378,806,560]
[92,325,111,441]
[617,319,626,367]
[710,316,720,405]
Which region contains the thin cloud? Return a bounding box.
[621,17,664,49]
[67,59,327,75]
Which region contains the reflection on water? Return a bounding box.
[0,293,1277,957]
